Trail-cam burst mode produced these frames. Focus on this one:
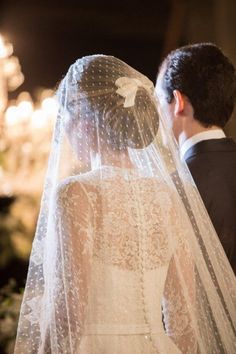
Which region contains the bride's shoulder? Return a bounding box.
[55,171,98,202]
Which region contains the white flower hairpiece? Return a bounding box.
[115,76,154,108]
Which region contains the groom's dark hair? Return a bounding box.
[159,43,236,127]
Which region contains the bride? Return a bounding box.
[14,55,236,353]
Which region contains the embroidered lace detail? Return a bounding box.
[57,167,183,271]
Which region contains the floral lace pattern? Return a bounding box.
[58,167,182,271]
[51,167,196,353]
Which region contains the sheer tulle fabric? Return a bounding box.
[14,55,236,354]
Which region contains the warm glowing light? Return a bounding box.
[17,91,32,102]
[39,88,54,101]
[41,97,58,116]
[4,92,56,129]
[8,73,24,91]
[0,34,55,196]
[3,57,18,76]
[0,34,13,59]
[5,105,19,126]
[31,109,48,128]
[0,35,8,58]
[18,101,34,120]
[0,34,24,117]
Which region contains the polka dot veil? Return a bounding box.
[14,55,236,354]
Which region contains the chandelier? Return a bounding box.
[0,34,57,196]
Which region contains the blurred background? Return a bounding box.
[0,0,236,352]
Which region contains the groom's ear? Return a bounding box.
[173,90,185,116]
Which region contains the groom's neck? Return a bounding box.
[177,117,221,147]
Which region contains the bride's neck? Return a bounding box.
[90,148,134,170]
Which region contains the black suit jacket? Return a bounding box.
[185,138,236,274]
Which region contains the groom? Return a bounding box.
[155,43,236,274]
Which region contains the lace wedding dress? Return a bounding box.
[56,166,194,354]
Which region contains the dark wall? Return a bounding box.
[0,1,170,94]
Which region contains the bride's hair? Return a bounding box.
[62,55,159,149]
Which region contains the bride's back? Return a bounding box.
[58,166,178,271]
[57,167,182,353]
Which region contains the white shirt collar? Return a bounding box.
[180,129,226,160]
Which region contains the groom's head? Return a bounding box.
[155,43,236,140]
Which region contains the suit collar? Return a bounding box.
[184,138,236,161]
[180,129,226,160]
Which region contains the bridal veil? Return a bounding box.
[14,55,236,353]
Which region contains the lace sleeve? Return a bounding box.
[48,179,94,352]
[162,197,197,354]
